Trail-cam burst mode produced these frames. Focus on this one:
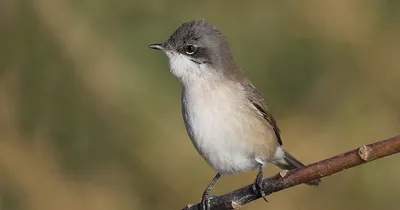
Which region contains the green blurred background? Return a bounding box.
[1,0,399,210]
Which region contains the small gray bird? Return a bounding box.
[149,19,320,209]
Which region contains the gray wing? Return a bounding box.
[242,80,283,146]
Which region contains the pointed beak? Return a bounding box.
[148,43,164,51]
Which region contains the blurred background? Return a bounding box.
[1,0,399,210]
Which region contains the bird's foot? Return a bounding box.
[252,172,268,202]
[201,192,215,210]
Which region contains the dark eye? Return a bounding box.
[185,45,197,55]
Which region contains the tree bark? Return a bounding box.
[183,135,400,210]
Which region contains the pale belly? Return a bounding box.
[181,83,277,175]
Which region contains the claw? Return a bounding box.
[200,173,222,210]
[253,165,268,202]
[201,193,214,210]
[253,181,268,202]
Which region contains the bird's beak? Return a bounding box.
[148,43,164,51]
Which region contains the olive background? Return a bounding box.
[0,1,399,210]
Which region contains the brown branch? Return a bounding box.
[183,135,400,210]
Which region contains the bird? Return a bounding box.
[149,19,320,210]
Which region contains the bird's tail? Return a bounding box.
[274,148,321,186]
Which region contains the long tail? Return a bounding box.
[274,148,321,186]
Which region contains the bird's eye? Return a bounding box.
[185,45,197,55]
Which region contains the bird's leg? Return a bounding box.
[253,164,268,202]
[201,173,222,210]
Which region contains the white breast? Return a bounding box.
[182,80,260,174]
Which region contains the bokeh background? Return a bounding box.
[1,0,399,210]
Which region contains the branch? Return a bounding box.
[183,135,400,210]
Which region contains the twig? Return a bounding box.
[183,135,400,210]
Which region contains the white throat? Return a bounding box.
[165,52,222,85]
